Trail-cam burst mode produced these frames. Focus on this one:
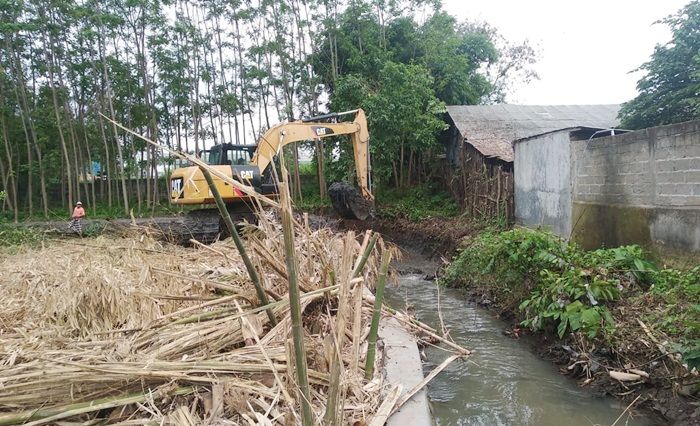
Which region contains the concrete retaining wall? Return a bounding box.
[380,317,432,425]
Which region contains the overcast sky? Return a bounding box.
[441,0,689,106]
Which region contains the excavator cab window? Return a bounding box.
[199,150,212,164]
[200,145,254,166]
[226,149,250,165]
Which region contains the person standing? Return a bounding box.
[68,201,85,235]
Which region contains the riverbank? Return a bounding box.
[348,214,698,425]
[388,252,652,425]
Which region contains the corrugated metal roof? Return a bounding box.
[446,104,620,162]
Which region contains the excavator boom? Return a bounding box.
[251,109,372,201]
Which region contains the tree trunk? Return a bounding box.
[96,99,113,208]
[399,142,405,188]
[316,139,326,200]
[293,142,302,201]
[0,103,18,222]
[44,28,74,211]
[101,32,130,214]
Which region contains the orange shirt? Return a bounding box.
[72,206,85,219]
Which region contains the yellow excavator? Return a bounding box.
[169,109,373,241]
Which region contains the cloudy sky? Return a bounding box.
[441,0,689,105]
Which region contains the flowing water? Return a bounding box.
[386,252,650,426]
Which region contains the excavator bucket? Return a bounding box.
[329,182,373,220]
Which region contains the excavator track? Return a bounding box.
[172,207,257,245]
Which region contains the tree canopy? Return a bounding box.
[619,0,700,129]
[0,0,537,219]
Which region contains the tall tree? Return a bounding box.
[620,0,700,129]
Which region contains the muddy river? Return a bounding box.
[387,252,650,426]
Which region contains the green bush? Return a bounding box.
[444,228,700,367]
[649,266,700,370]
[0,224,43,247]
[444,229,659,338]
[377,184,459,221]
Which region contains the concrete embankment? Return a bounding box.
[380,317,432,425]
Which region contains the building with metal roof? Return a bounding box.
[445,104,621,163]
[440,104,621,224]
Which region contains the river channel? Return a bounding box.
[386,251,650,426]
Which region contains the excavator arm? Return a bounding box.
[251,109,372,201]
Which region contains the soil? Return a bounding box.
[337,214,478,256]
[329,212,699,426]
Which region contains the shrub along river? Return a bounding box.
[388,251,650,426]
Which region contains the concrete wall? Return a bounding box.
[570,120,700,251]
[514,131,572,237]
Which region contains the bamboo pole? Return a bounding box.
[279,169,313,425]
[200,167,276,326]
[324,232,355,425]
[352,233,378,278]
[391,354,461,414]
[365,251,391,379]
[0,387,195,426]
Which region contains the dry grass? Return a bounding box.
[0,212,470,425]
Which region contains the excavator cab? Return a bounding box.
[201,144,256,167]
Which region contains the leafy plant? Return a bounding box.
[0,224,43,247]
[376,183,459,221]
[620,1,700,129]
[443,229,658,338]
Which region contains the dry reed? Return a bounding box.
[0,210,468,425]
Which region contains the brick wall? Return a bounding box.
[570,120,700,251]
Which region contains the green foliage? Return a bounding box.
[294,192,331,212]
[1,0,537,217]
[331,61,447,186]
[0,223,42,247]
[444,228,700,367]
[295,172,331,212]
[444,229,661,339]
[620,1,700,129]
[312,4,536,106]
[420,13,496,104]
[648,266,700,370]
[313,3,536,189]
[81,221,107,237]
[376,183,458,221]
